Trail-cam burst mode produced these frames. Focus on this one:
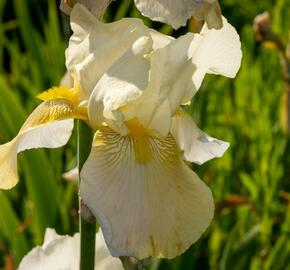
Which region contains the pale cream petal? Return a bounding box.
[0,100,79,190]
[65,3,96,72]
[191,16,242,78]
[18,120,73,152]
[124,18,241,136]
[80,127,214,259]
[182,17,242,103]
[171,109,229,164]
[88,36,152,131]
[149,29,173,50]
[0,140,18,190]
[134,0,222,29]
[18,229,124,270]
[59,71,74,88]
[118,34,193,136]
[66,4,150,98]
[146,99,172,137]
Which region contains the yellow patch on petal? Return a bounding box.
[37,86,77,103]
[125,118,147,138]
[34,86,88,125]
[124,118,151,163]
[20,100,86,132]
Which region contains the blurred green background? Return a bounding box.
[0,0,289,269]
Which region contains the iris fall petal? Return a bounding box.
[0,87,86,189]
[80,126,214,259]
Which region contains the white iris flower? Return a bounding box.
[0,3,241,259]
[18,229,124,270]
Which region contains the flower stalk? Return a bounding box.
[77,120,96,270]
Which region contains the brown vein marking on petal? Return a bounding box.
[34,86,88,123]
[93,125,181,167]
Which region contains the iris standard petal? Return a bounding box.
[190,16,242,82]
[18,228,124,270]
[88,36,152,132]
[134,0,222,30]
[123,17,241,136]
[66,4,150,98]
[171,109,229,164]
[80,126,214,259]
[0,87,86,189]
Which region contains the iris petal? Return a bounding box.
[171,108,229,164]
[134,0,222,29]
[0,87,87,189]
[80,126,214,259]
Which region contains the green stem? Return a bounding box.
[77,120,96,270]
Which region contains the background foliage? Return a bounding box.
[0,0,289,269]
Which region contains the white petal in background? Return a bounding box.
[18,229,124,270]
[134,0,222,29]
[80,127,214,259]
[171,109,229,164]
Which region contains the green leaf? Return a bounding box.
[0,192,29,264]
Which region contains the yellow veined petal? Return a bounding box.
[80,126,214,259]
[35,86,87,120]
[0,88,87,189]
[171,108,229,164]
